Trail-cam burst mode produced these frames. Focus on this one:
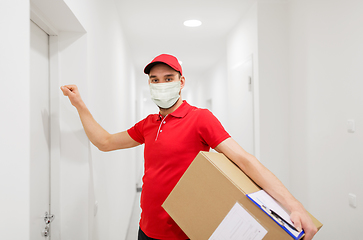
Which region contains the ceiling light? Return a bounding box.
[183,20,202,27]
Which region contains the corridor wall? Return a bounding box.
[288,0,363,239]
[218,0,363,239]
[0,1,30,240]
[62,0,137,239]
[0,0,137,239]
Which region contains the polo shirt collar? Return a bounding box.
[170,100,191,118]
[158,100,191,120]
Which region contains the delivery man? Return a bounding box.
[61,54,317,240]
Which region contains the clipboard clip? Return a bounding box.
[261,205,299,232]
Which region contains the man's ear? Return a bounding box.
[180,76,186,89]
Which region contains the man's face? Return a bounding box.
[148,64,185,88]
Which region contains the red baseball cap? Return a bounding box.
[144,54,183,75]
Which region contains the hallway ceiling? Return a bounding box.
[115,0,256,77]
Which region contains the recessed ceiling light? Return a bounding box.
[183,19,202,27]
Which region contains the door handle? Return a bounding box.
[42,212,55,237]
[44,212,54,224]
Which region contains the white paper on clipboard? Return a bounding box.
[209,202,268,240]
[247,190,303,238]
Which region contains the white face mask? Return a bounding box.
[149,81,181,109]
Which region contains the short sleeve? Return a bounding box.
[127,118,146,144]
[197,109,230,149]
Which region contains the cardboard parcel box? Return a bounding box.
[162,151,322,240]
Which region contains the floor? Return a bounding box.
[125,192,141,240]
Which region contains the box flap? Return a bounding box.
[201,151,261,194]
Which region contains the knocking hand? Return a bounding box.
[60,85,84,109]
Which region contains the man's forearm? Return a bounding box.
[241,153,304,213]
[76,102,111,151]
[216,138,303,213]
[215,138,317,239]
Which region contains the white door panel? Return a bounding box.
[229,57,255,155]
[30,20,50,239]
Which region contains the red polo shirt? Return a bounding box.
[127,101,230,239]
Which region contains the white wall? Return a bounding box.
[287,0,311,208]
[0,0,137,239]
[289,0,363,239]
[58,31,90,239]
[226,0,291,187]
[0,1,30,240]
[193,55,228,126]
[257,1,290,187]
[226,3,261,158]
[223,0,363,239]
[62,0,137,239]
[184,72,205,109]
[222,0,290,192]
[204,56,229,125]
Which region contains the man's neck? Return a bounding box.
[159,97,183,117]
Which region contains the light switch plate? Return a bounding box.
[347,119,355,133]
[349,193,357,208]
[94,200,99,216]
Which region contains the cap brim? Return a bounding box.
[144,62,162,74]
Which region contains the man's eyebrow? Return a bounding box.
[164,74,175,77]
[149,73,176,79]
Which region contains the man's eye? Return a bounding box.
[166,78,172,82]
[151,79,158,83]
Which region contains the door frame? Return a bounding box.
[241,54,259,159]
[228,54,259,157]
[30,6,61,239]
[30,1,86,238]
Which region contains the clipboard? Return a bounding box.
[247,190,305,240]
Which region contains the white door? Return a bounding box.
[229,57,255,155]
[30,20,53,239]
